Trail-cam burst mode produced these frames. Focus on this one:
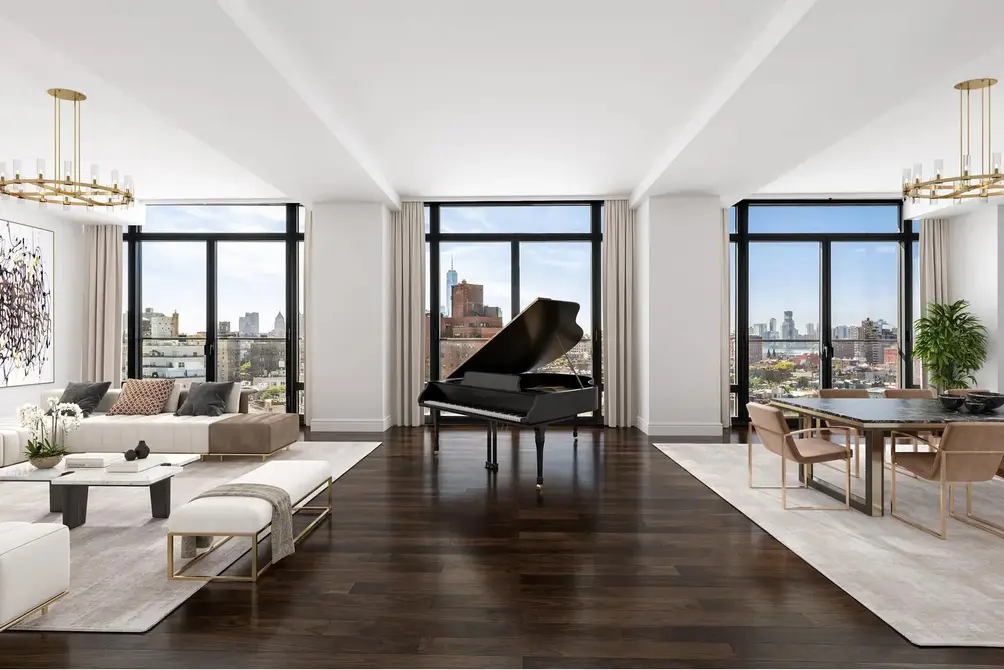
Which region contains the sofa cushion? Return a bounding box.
[175,382,234,417]
[63,413,232,454]
[107,379,175,416]
[162,382,183,413]
[54,381,112,417]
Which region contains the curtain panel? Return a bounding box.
[82,224,123,385]
[919,218,949,312]
[391,201,426,426]
[602,199,635,427]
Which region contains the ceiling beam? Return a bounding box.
[630,0,817,208]
[216,0,400,209]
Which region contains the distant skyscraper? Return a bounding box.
[271,312,286,337]
[781,311,796,340]
[753,322,767,337]
[238,312,260,337]
[444,257,458,317]
[769,317,777,333]
[806,322,816,338]
[218,321,231,336]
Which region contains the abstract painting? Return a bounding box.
[0,219,54,387]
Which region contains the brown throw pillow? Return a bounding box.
[107,379,175,416]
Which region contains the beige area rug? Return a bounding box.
[655,443,1004,647]
[1,441,381,633]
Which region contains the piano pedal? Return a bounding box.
[484,461,498,471]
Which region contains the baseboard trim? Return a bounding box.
[311,418,391,432]
[640,421,725,437]
[636,416,650,434]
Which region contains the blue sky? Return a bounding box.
[136,203,913,340]
[733,205,914,334]
[426,205,594,331]
[137,206,290,335]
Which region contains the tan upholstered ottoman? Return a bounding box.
[208,413,300,460]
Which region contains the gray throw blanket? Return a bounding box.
[180,483,295,563]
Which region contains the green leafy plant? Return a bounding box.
[913,300,988,392]
[23,437,68,459]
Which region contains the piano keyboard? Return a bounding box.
[422,401,526,423]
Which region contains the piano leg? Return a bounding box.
[432,410,440,453]
[534,426,545,491]
[485,422,493,470]
[573,425,578,440]
[491,423,498,470]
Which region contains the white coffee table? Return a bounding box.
[0,461,72,513]
[51,466,184,529]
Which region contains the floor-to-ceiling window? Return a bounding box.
[731,200,916,424]
[123,204,305,420]
[425,202,603,423]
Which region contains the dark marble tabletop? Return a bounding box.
[770,397,1004,424]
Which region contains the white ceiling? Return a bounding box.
[2,0,1004,207]
[763,41,1004,197]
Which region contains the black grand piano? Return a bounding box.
[418,297,599,490]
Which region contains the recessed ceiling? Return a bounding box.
[3,0,1004,206]
[249,0,785,199]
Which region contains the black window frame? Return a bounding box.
[426,200,604,425]
[731,198,918,425]
[123,203,305,421]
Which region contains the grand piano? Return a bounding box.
[418,297,599,490]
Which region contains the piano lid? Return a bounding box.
[447,297,585,379]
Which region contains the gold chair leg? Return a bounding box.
[890,452,948,539]
[950,483,1004,539]
[781,455,849,511]
[749,446,806,491]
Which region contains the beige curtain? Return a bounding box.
[391,201,426,426]
[82,224,123,384]
[602,199,634,427]
[303,208,313,426]
[919,218,950,313]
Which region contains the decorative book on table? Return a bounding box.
[64,453,124,468]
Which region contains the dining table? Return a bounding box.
[768,397,1004,516]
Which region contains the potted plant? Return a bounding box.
[17,398,84,469]
[913,300,989,393]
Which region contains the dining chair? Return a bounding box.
[817,388,867,478]
[746,402,851,510]
[884,388,936,399]
[944,388,990,396]
[883,387,939,464]
[890,423,1004,539]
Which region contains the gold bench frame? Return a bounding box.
[0,590,68,632]
[166,476,332,583]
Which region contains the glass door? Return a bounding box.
[747,242,822,404]
[828,242,900,391]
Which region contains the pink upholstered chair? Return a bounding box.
[817,388,868,478]
[746,402,852,510]
[891,423,1004,539]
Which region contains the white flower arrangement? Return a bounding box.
[18,400,84,459]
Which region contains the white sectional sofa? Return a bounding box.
[0,386,251,466]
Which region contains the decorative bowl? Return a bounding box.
[970,392,1004,412]
[939,394,966,411]
[965,396,991,414]
[29,455,63,470]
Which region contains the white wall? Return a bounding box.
[0,206,85,416]
[307,202,391,431]
[634,195,724,435]
[947,204,1004,390]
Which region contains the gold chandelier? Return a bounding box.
[903,78,1003,201]
[0,88,134,208]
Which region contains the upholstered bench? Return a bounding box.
[0,522,70,631]
[208,413,299,460]
[166,460,331,582]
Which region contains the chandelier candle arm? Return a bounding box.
[0,88,134,208]
[904,78,1003,201]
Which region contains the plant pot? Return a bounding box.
[29,455,64,470]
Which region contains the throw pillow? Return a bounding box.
[175,381,235,417]
[162,382,182,413]
[54,381,112,417]
[106,379,175,416]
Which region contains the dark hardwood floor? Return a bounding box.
[5,426,1004,668]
